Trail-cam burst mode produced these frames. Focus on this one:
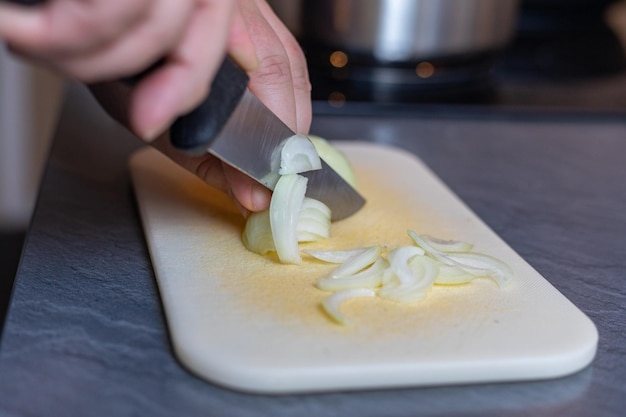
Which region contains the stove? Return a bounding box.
[308,1,626,116]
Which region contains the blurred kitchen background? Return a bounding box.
[2,0,626,298]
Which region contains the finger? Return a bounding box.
[0,0,150,57]
[34,0,196,82]
[129,0,238,140]
[255,0,312,134]
[223,164,271,213]
[239,0,297,132]
[227,7,259,73]
[151,135,269,216]
[152,134,229,194]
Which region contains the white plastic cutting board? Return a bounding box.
[129,142,597,394]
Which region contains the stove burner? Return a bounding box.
[304,45,499,106]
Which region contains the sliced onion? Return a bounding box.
[300,197,331,219]
[409,230,512,287]
[316,257,388,291]
[386,246,425,285]
[296,197,331,242]
[421,234,473,253]
[321,288,376,325]
[278,134,322,175]
[329,246,383,278]
[304,247,371,264]
[308,135,357,188]
[435,264,475,285]
[442,252,513,287]
[241,210,275,255]
[407,230,452,264]
[379,248,436,303]
[270,174,308,264]
[297,221,329,242]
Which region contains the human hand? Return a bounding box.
[0,0,312,216]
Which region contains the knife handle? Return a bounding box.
[2,0,41,4]
[169,57,249,155]
[2,0,250,155]
[117,57,250,154]
[125,57,249,154]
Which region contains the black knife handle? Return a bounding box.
[2,0,41,4]
[125,57,249,155]
[169,57,249,155]
[1,0,250,155]
[125,57,249,154]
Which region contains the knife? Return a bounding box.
[168,57,365,221]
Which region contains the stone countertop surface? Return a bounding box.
[0,83,624,417]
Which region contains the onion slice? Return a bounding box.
[270,174,308,264]
[435,264,475,285]
[379,248,436,303]
[304,247,373,264]
[386,246,425,285]
[278,134,322,175]
[297,197,331,242]
[420,234,473,253]
[321,288,376,325]
[408,230,513,287]
[308,135,357,188]
[441,252,513,287]
[241,210,274,255]
[316,257,388,291]
[328,246,383,278]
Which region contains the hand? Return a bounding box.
[0,0,312,216]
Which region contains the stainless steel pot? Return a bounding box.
[268,0,520,62]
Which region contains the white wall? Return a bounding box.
[0,45,64,230]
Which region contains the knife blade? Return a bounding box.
[168,57,365,221]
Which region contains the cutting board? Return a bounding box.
[129,142,597,394]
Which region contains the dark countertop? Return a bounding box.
[0,82,624,417]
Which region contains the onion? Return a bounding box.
[304,248,372,264]
[439,252,513,287]
[408,230,513,287]
[270,174,308,264]
[386,246,425,285]
[241,210,274,255]
[300,197,332,219]
[240,135,513,326]
[420,234,473,252]
[308,135,357,188]
[435,264,475,285]
[379,248,436,303]
[321,288,376,325]
[328,246,382,278]
[316,257,388,291]
[297,197,331,242]
[278,134,322,175]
